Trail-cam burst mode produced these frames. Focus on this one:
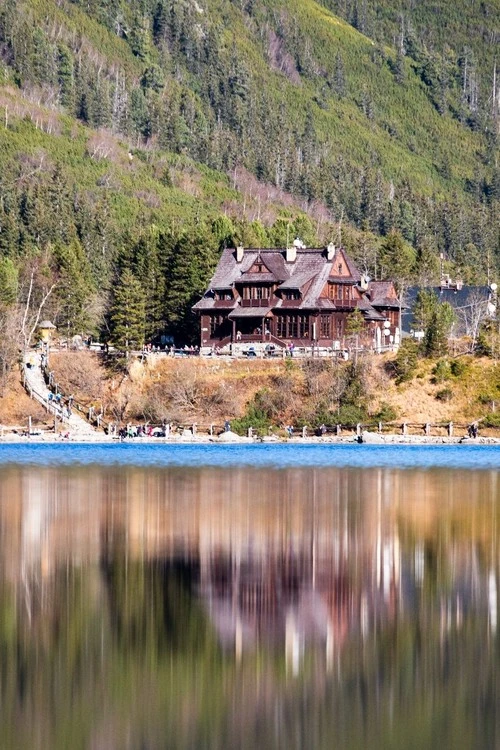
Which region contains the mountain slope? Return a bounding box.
[0,0,497,352]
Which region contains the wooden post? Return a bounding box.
[402,422,407,435]
[356,423,362,437]
[448,421,453,437]
[302,426,307,438]
[192,422,197,436]
[209,423,213,436]
[336,424,341,436]
[378,422,382,434]
[28,416,32,435]
[165,423,170,438]
[425,422,431,436]
[247,426,253,438]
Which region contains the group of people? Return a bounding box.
[467,422,479,438]
[48,391,74,419]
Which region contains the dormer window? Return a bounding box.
[283,290,300,300]
[215,290,233,301]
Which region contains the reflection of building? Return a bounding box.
[0,465,498,659]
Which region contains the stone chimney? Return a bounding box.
[326,242,336,261]
[236,245,244,263]
[286,245,297,263]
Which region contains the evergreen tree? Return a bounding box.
[0,257,18,306]
[53,240,94,336]
[110,269,146,353]
[332,52,346,98]
[424,303,455,357]
[378,230,416,282]
[165,228,218,342]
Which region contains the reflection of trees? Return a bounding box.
[0,465,499,747]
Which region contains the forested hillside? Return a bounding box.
[0,0,498,357]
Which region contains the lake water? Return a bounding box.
[0,445,499,749]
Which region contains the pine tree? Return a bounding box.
[0,257,18,306]
[53,239,94,336]
[110,269,146,353]
[378,229,416,282]
[424,303,455,357]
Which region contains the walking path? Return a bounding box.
[22,353,98,438]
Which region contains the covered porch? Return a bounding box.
[228,307,274,344]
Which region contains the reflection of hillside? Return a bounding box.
[0,464,499,748]
[0,465,498,653]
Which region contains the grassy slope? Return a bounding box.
[46,351,500,430]
[0,104,243,229]
[209,0,489,192]
[8,0,492,206]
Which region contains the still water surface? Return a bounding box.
[0,446,499,749]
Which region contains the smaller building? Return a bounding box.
[37,320,57,342]
[402,284,497,337]
[193,243,402,351]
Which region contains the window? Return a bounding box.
[210,315,225,336]
[298,315,309,338]
[336,317,343,337]
[283,290,300,300]
[242,285,270,300]
[275,315,309,339]
[320,315,331,338]
[328,284,336,299]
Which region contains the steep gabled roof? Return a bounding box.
[368,281,400,308]
[278,270,318,290]
[195,246,396,316]
[358,298,387,321]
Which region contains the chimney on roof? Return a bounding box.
[236,245,244,263]
[326,242,336,261]
[286,245,297,263]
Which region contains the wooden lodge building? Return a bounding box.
[193,242,401,351]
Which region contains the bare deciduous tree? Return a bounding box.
[456,291,491,350]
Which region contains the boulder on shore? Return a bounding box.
[360,431,385,444]
[218,430,245,443]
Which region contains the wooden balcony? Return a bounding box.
[332,298,357,308]
[241,298,270,308]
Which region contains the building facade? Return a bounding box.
[193,243,402,351]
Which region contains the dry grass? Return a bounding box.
[44,351,500,428]
[0,370,50,427]
[50,351,107,406]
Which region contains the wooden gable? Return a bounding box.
[248,255,271,274]
[330,248,352,278]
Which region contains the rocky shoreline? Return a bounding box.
[0,429,499,445]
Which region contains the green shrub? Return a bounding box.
[435,388,453,402]
[481,413,500,428]
[432,359,451,383]
[335,404,368,426]
[450,358,467,377]
[231,404,270,435]
[375,402,398,422]
[393,339,419,383]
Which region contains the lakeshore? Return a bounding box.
[1,429,499,445]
